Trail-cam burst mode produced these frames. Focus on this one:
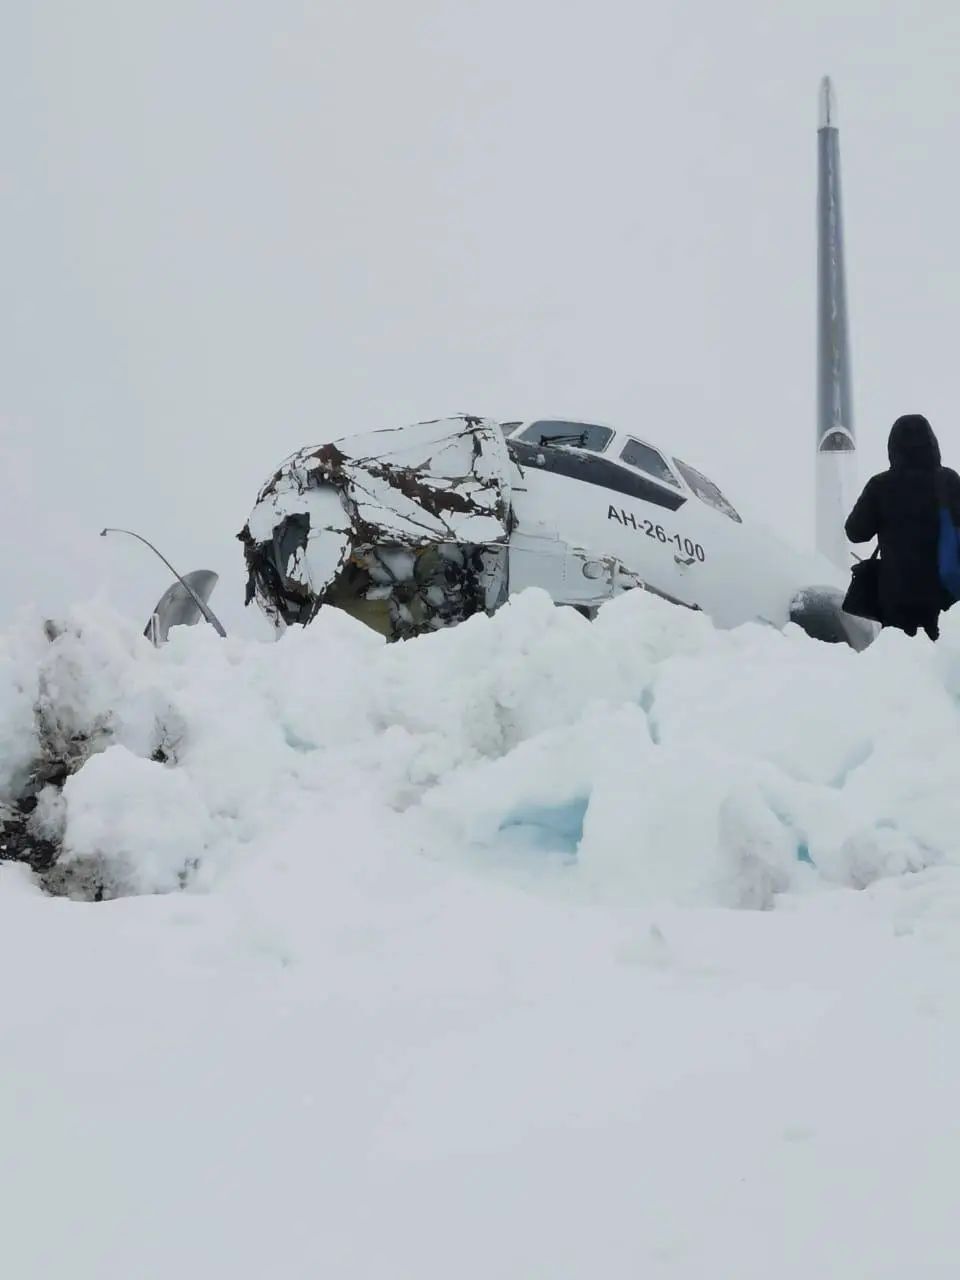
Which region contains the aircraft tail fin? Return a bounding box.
[816,75,857,570]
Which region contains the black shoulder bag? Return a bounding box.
[842,545,881,622]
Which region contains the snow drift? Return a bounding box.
[7,589,960,1280]
[3,587,959,905]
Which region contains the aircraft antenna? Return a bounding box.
[100,527,228,638]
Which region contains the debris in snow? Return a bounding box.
[0,610,183,897]
[0,800,58,872]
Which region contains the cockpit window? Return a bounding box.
[673,457,742,522]
[620,438,680,488]
[518,420,614,452]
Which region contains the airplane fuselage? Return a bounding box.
[237,413,874,650]
[501,418,845,631]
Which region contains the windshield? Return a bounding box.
[518,420,614,453]
[620,438,680,488]
[673,458,742,522]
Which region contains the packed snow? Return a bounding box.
[3,588,960,1277]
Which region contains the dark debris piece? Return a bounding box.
[0,801,59,872]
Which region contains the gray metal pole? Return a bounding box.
[100,527,228,638]
[816,76,857,569]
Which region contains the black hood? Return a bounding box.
[888,414,941,470]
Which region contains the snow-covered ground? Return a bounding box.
[3,589,960,1278]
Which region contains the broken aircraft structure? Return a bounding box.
[238,413,873,649]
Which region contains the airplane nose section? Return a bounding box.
[239,417,515,638]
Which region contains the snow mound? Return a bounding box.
[8,590,960,1280]
[3,589,960,906]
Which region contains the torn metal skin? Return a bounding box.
[238,416,516,640]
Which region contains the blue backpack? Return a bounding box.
[937,481,960,600]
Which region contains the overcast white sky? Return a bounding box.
[4,1,960,634]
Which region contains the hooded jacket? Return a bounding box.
[845,415,960,621]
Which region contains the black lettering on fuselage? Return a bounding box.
[605,504,709,563]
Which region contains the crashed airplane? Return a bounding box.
[238,412,870,648]
[236,78,872,651]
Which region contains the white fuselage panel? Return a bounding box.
[505,435,843,629]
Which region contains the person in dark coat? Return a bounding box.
[845,414,960,640]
